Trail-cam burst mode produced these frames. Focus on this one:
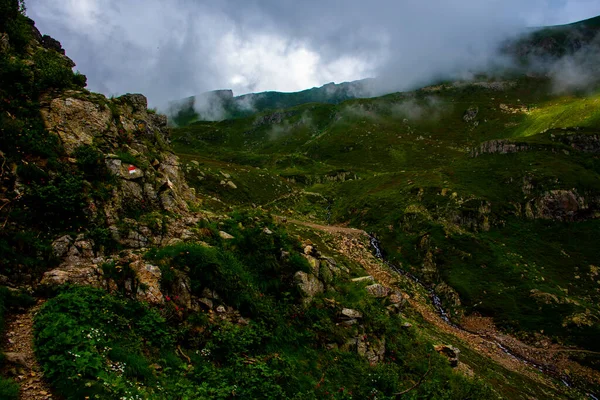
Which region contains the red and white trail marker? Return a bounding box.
[128,165,137,174]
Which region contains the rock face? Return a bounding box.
[294,271,324,303]
[434,344,460,367]
[34,88,205,295]
[0,33,9,53]
[463,107,478,123]
[471,139,531,157]
[366,284,390,298]
[526,190,593,221]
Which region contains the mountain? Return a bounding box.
[167,79,374,125]
[505,15,600,59]
[172,74,600,396]
[169,15,600,127]
[1,2,600,399]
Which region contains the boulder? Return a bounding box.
[351,276,374,283]
[294,271,324,303]
[434,344,460,367]
[463,106,478,123]
[40,96,115,154]
[366,284,390,298]
[129,261,163,305]
[0,33,9,53]
[389,290,405,305]
[41,264,102,287]
[219,231,235,240]
[119,93,148,112]
[121,163,144,180]
[52,235,73,258]
[341,308,363,319]
[302,254,320,276]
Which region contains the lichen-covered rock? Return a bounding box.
[302,254,320,276]
[294,271,324,303]
[434,344,460,367]
[528,190,588,221]
[40,95,114,153]
[366,284,390,298]
[219,231,235,240]
[41,264,103,287]
[341,308,363,319]
[463,106,478,123]
[129,260,163,305]
[0,33,9,53]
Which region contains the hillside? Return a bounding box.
[167,15,600,127]
[167,79,373,125]
[172,75,600,395]
[1,1,600,399]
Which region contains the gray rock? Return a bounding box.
[294,271,324,303]
[226,181,237,189]
[351,276,374,283]
[366,284,390,298]
[119,93,148,111]
[0,33,9,53]
[341,308,363,319]
[219,231,235,240]
[463,106,479,123]
[52,235,73,258]
[434,344,460,367]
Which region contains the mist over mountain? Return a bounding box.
[165,15,600,124]
[26,0,600,108]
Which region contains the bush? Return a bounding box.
[34,286,174,399]
[0,377,19,400]
[33,50,75,92]
[23,172,86,230]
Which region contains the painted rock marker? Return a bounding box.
[128,165,137,175]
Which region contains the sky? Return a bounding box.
[25,0,600,107]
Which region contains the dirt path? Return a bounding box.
[2,301,55,400]
[275,216,368,236]
[281,217,600,395]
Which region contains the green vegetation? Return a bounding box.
[36,217,493,399]
[171,77,600,359]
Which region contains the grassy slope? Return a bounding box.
[171,76,600,360]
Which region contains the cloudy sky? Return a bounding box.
[26,0,600,107]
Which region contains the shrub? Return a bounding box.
[33,50,75,92]
[34,286,174,399]
[0,377,19,400]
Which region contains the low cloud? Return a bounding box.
[25,0,600,107]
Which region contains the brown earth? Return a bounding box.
[2,301,56,400]
[281,216,600,397]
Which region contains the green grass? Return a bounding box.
[36,216,493,399]
[171,76,600,363]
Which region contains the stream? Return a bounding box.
[368,235,599,398]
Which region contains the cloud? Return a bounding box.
[25,0,600,107]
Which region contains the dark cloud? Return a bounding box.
[25,0,600,107]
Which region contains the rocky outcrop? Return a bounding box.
[525,190,592,221]
[294,271,324,303]
[471,139,531,157]
[463,107,478,123]
[553,133,600,153]
[0,33,9,53]
[365,284,390,298]
[434,344,460,367]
